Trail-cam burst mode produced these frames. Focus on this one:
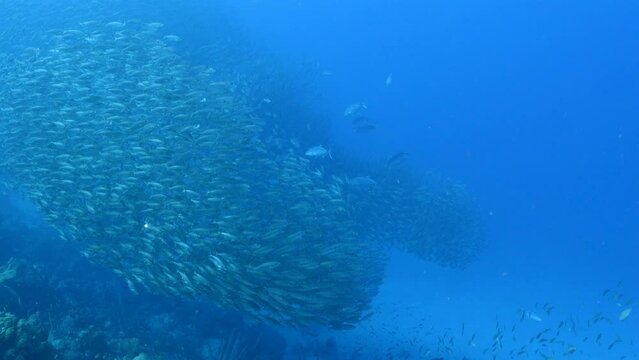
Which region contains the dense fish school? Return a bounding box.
[0,1,484,331]
[0,20,385,328]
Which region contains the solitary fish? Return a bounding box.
[163,35,181,42]
[526,311,543,322]
[348,176,377,186]
[105,21,125,28]
[385,73,392,87]
[563,346,577,356]
[619,307,632,321]
[305,145,330,159]
[386,152,408,167]
[351,115,370,126]
[354,123,376,133]
[343,102,367,118]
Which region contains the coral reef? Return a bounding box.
[0,312,56,360]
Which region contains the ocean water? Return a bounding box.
[0,1,637,359]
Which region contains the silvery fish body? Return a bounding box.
[343,102,367,117]
[305,145,329,158]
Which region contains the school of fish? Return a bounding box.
[0,0,485,330]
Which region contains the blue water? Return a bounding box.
[204,0,639,357]
[1,0,638,359]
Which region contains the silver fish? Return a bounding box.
[304,145,330,158]
[343,102,367,117]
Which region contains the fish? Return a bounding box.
[0,7,484,331]
[304,145,331,159]
[0,18,390,330]
[163,34,181,42]
[348,176,377,186]
[563,346,577,356]
[619,307,632,321]
[360,311,374,321]
[351,115,371,126]
[543,303,554,316]
[386,152,408,167]
[354,123,376,133]
[608,337,622,350]
[385,73,392,87]
[343,102,367,117]
[468,333,476,346]
[105,21,125,28]
[526,311,543,322]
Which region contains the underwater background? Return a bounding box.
[0,0,637,359]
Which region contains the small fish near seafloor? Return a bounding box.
[386,152,408,167]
